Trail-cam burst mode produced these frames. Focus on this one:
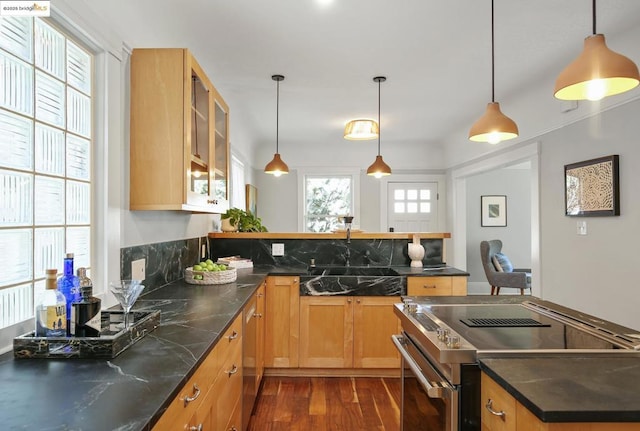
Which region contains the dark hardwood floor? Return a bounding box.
[247,376,401,431]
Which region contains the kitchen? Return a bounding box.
[1,0,640,430]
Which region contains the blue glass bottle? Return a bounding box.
[57,253,81,336]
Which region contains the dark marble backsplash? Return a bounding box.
[209,237,444,268]
[120,237,206,292]
[121,236,443,292]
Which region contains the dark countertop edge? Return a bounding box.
[478,360,640,423]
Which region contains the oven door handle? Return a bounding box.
[392,335,452,399]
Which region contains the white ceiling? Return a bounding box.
[74,0,640,168]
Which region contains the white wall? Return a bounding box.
[465,167,532,294]
[539,98,640,330]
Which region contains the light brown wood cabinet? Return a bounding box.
[130,48,229,213]
[481,372,638,431]
[407,276,467,296]
[152,313,242,431]
[264,276,300,368]
[242,283,265,429]
[299,296,400,369]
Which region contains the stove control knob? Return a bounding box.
[445,335,461,349]
[436,327,449,342]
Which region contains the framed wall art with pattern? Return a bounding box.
[564,155,620,217]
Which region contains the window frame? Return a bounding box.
[0,12,108,352]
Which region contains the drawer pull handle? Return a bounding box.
[229,427,238,431]
[485,399,506,418]
[189,425,203,431]
[253,313,262,318]
[228,330,238,341]
[226,364,238,377]
[184,384,201,406]
[423,285,437,289]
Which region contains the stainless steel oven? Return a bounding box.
[393,334,458,431]
[393,297,640,431]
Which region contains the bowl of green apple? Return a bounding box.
[185,259,237,285]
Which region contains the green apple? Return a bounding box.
[193,264,203,271]
[205,259,214,266]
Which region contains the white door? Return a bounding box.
[387,182,438,232]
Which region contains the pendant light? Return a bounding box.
[469,0,518,145]
[344,118,378,140]
[264,74,289,176]
[366,76,391,178]
[554,0,639,101]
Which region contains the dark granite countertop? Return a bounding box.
[253,264,469,278]
[479,355,640,423]
[0,268,266,431]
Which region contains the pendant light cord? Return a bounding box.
[276,78,280,154]
[377,78,381,156]
[592,0,596,35]
[491,0,495,103]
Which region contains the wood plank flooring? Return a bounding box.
[247,376,401,431]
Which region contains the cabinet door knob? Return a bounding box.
[254,313,263,318]
[485,399,506,418]
[183,383,201,406]
[228,330,238,341]
[189,425,203,431]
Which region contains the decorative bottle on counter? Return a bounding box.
[57,253,81,335]
[35,269,67,337]
[71,268,102,337]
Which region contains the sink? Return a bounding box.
[307,266,399,276]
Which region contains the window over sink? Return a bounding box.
[302,173,357,232]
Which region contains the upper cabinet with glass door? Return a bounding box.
[130,48,229,213]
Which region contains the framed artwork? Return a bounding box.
[564,155,619,217]
[246,184,258,216]
[481,195,507,227]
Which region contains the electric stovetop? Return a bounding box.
[426,303,626,351]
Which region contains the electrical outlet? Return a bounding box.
[272,243,285,256]
[577,221,587,236]
[132,258,146,281]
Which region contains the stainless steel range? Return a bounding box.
[392,297,640,431]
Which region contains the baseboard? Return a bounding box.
[264,368,401,378]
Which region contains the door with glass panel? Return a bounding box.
[387,182,438,232]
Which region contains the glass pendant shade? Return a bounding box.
[554,34,640,101]
[366,155,391,178]
[264,153,289,177]
[469,102,519,144]
[344,119,379,140]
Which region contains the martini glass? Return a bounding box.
[109,280,145,329]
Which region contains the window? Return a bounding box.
[304,175,353,232]
[0,17,93,330]
[230,154,246,210]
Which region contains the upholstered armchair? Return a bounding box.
[480,240,531,295]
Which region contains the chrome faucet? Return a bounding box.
[343,216,354,266]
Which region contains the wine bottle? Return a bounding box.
[71,268,102,337]
[57,253,81,336]
[35,269,67,337]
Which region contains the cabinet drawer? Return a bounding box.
[218,313,243,366]
[407,277,452,296]
[215,339,243,430]
[152,345,219,430]
[481,372,516,431]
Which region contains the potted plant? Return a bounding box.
[221,208,268,232]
